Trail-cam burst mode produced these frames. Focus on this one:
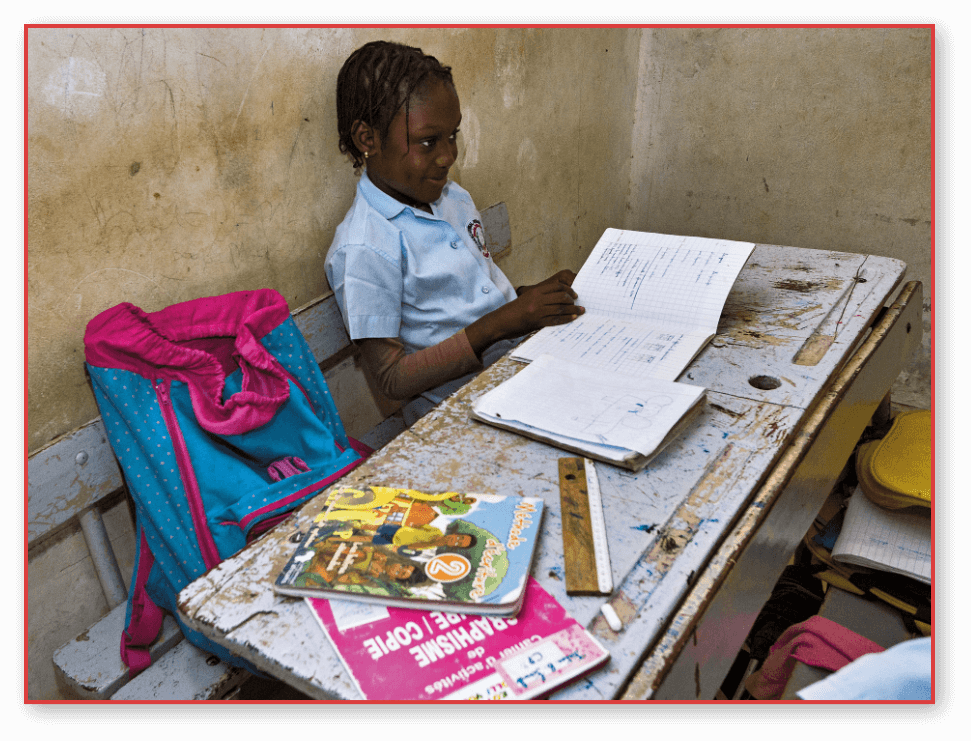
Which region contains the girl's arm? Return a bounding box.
[357,332,483,401]
[358,269,584,401]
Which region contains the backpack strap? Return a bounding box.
[120,524,166,674]
[267,456,311,482]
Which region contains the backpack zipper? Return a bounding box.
[155,378,221,570]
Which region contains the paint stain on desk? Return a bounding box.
[661,534,683,553]
[722,327,787,349]
[773,276,844,294]
[710,403,744,419]
[774,279,823,293]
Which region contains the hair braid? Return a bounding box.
[336,40,454,169]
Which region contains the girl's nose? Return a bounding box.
[435,152,453,168]
[436,141,457,168]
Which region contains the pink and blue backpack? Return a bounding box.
[84,289,369,675]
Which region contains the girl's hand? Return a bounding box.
[465,269,584,354]
[511,270,584,329]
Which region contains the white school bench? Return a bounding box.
[174,246,923,700]
[28,203,511,700]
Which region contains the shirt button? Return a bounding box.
[450,241,460,249]
[481,286,490,294]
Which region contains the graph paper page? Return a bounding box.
[512,229,754,376]
[511,314,711,380]
[832,488,931,584]
[573,229,754,333]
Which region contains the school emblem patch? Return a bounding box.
[467,219,489,258]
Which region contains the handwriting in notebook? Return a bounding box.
[512,229,754,380]
[513,315,709,380]
[574,231,750,333]
[832,489,931,584]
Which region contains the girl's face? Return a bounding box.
[365,79,461,209]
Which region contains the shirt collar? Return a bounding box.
[358,169,446,220]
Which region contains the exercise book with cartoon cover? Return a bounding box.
[274,486,543,616]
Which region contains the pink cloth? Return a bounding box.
[745,615,886,700]
[84,289,293,435]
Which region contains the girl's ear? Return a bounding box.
[351,119,377,158]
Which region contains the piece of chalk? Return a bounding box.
[601,603,622,632]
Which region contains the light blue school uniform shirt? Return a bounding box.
[325,171,520,411]
[796,636,932,701]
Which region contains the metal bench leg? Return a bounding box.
[79,507,127,609]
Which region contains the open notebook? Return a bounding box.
[475,229,750,468]
[512,229,755,380]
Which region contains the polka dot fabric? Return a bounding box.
[84,290,370,673]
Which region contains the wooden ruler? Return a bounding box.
[558,457,612,595]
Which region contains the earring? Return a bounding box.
[363,151,370,160]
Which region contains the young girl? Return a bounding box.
[325,40,584,423]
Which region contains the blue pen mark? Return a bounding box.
[632,523,658,533]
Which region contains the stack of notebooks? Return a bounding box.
[472,228,755,471]
[275,485,609,700]
[831,410,932,586]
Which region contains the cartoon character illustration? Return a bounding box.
[291,487,511,602]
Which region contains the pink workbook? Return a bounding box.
[306,577,609,700]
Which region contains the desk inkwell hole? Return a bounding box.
[748,375,782,391]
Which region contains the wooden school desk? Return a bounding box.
[177,244,921,700]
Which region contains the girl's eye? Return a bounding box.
[421,131,459,149]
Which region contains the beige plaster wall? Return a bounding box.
[628,27,932,406]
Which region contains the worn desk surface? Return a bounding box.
[178,244,919,700]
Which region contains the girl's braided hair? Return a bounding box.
[337,40,454,169]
